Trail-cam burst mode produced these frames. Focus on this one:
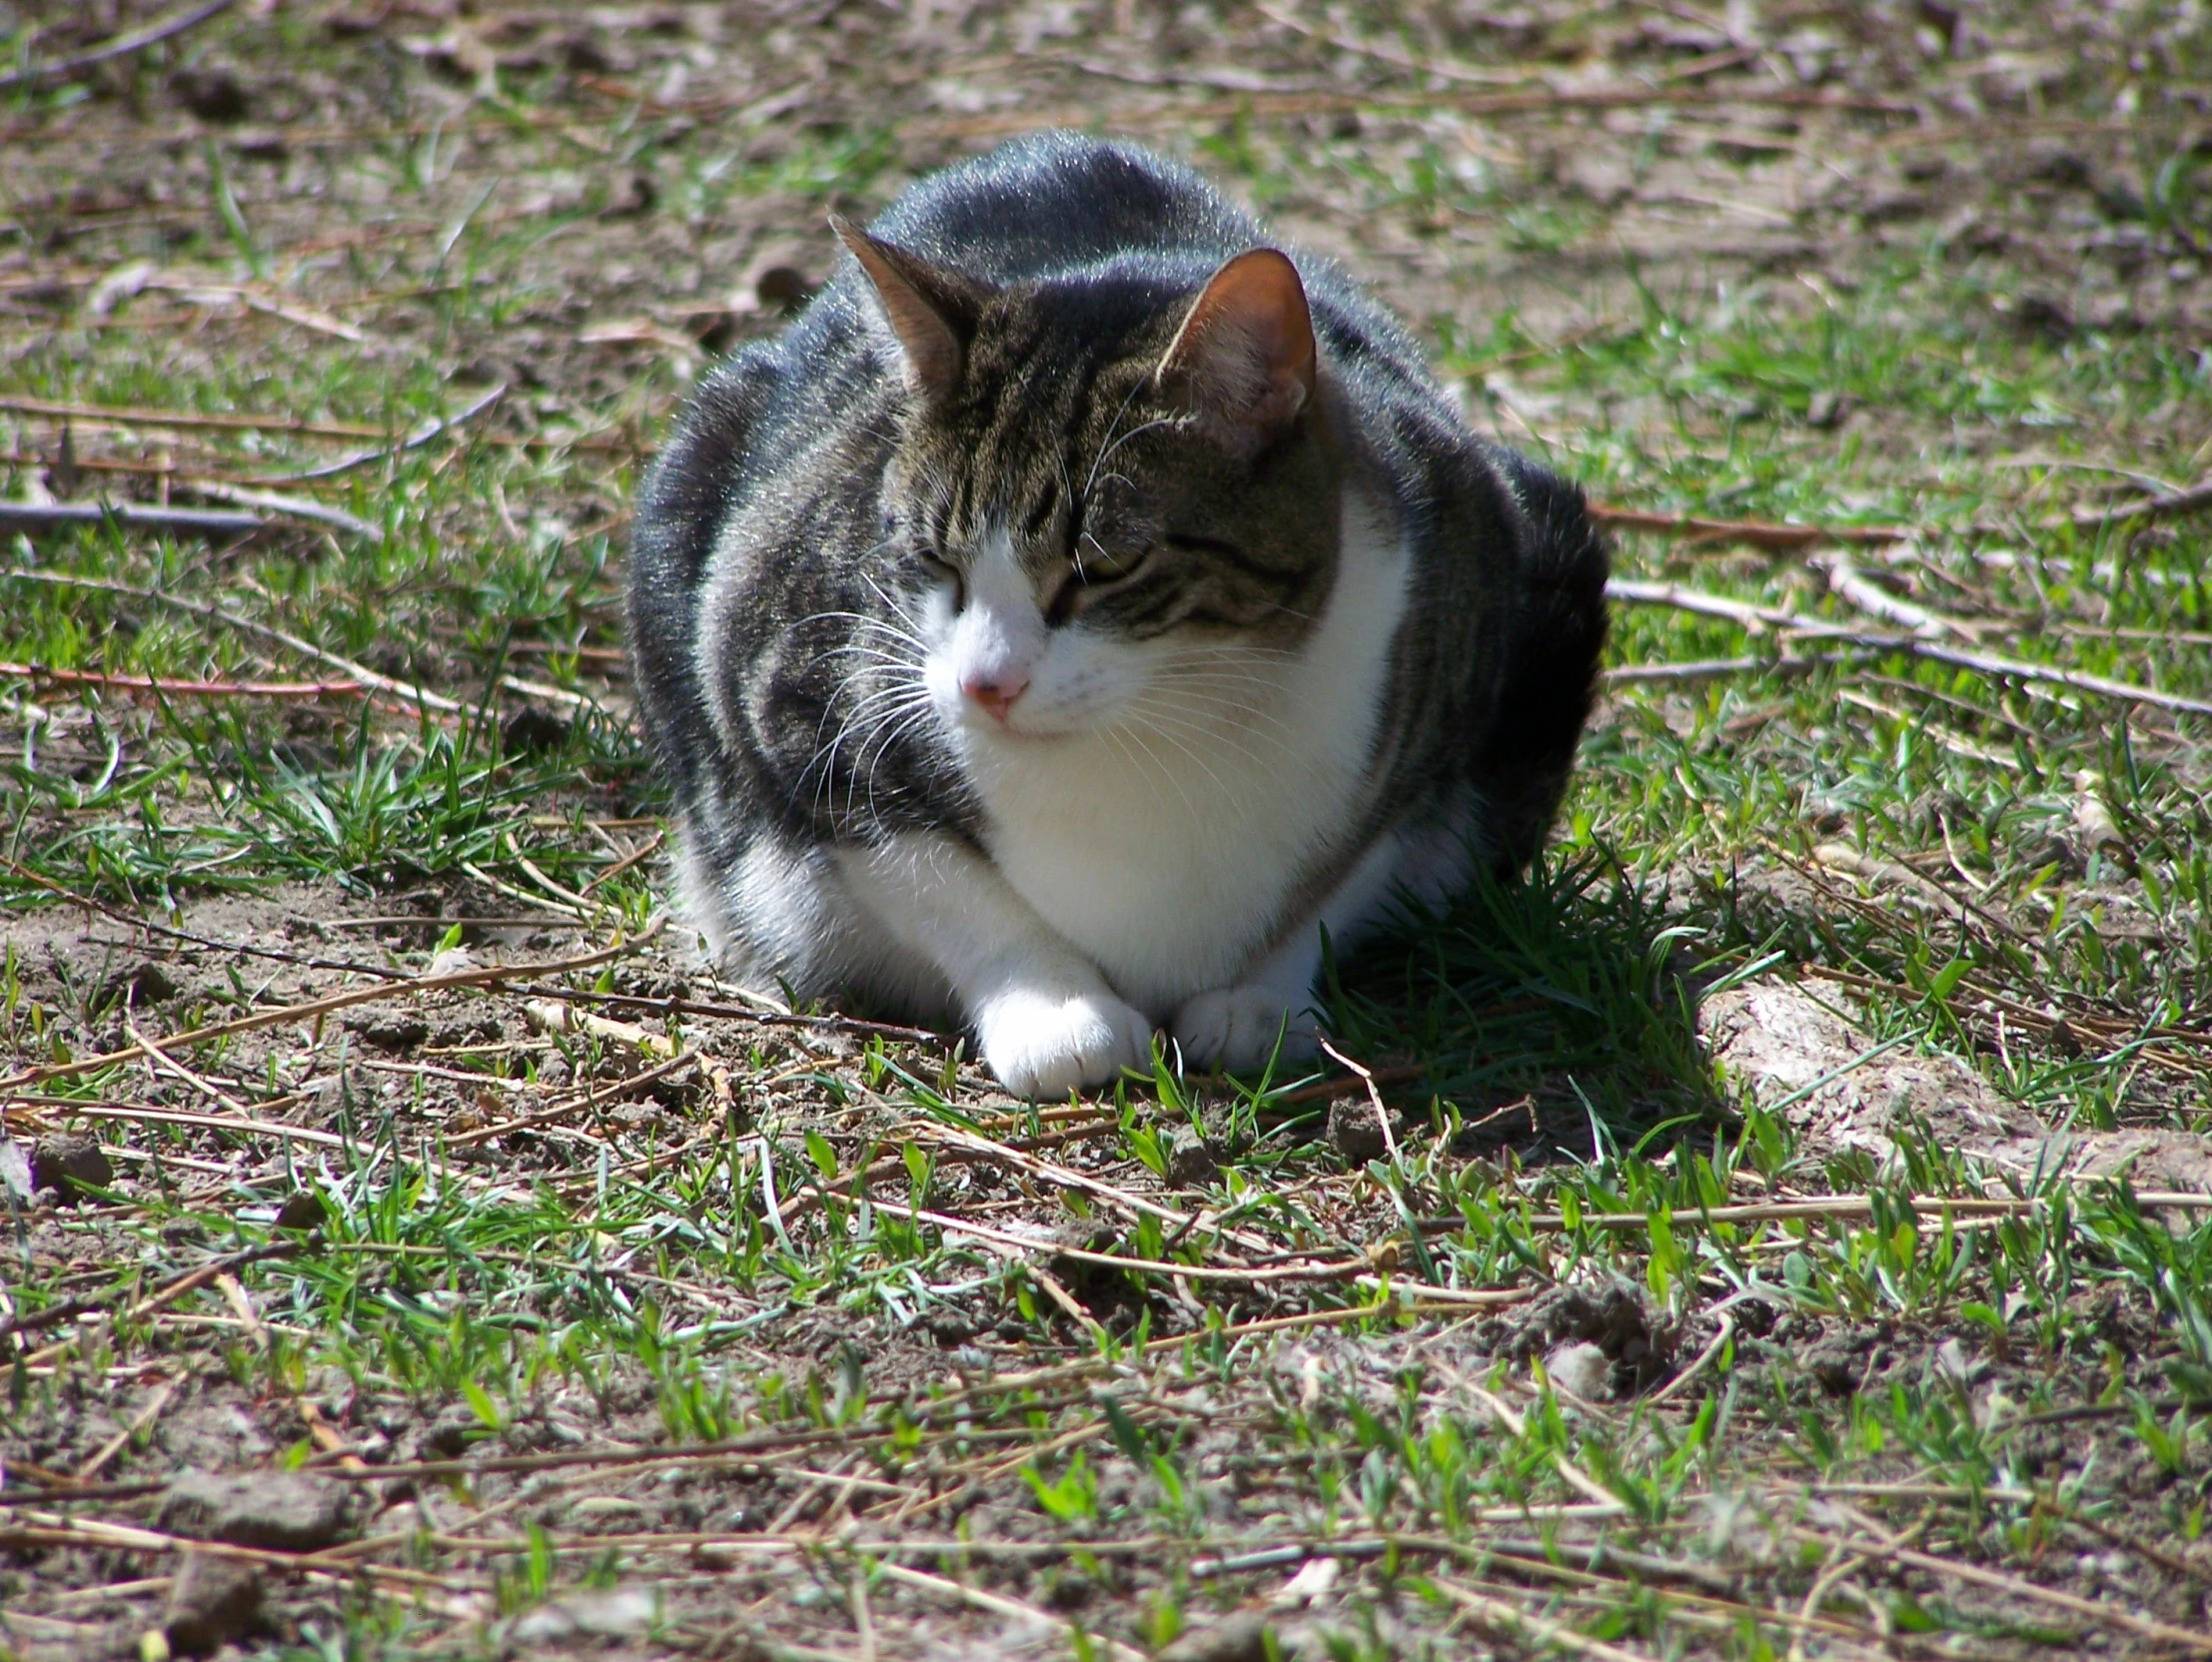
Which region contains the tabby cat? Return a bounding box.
[628,133,1607,1097]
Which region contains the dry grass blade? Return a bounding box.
[5,1096,347,1151]
[860,1195,1435,1286]
[0,662,365,699]
[2061,472,2212,531]
[1418,1191,2212,1236]
[1320,1037,1398,1158]
[1608,578,2212,716]
[0,501,268,536]
[175,479,385,541]
[0,0,239,89]
[268,382,508,483]
[0,1239,301,1347]
[72,1379,176,1482]
[1590,504,1909,550]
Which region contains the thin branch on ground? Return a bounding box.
[0,0,239,89]
[0,662,365,699]
[1608,577,2212,717]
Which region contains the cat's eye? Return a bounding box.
[1047,544,1151,622]
[921,549,965,605]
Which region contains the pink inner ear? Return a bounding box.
[1159,249,1318,434]
[830,216,966,404]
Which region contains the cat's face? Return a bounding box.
[842,226,1345,747]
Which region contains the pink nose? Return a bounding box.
[962,672,1029,722]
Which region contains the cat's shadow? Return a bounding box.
[1297,849,1727,1167]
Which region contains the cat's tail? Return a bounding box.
[1473,455,1611,872]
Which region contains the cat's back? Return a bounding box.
[864,131,1258,282]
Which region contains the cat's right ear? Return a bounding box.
[1155,248,1318,453]
[831,216,982,407]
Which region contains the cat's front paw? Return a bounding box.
[977,988,1155,1098]
[1173,987,1318,1075]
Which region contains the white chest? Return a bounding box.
[966,499,1410,1013]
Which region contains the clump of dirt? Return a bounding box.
[1482,1276,1674,1397]
[29,1133,111,1203]
[158,1469,355,1552]
[163,1551,268,1656]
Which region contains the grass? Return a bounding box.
[3,2,2212,1658]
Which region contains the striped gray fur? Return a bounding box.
[627,132,1607,1090]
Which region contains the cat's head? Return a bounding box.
[834,219,1346,745]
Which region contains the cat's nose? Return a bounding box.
[962,672,1029,722]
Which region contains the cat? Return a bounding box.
[627,132,1608,1098]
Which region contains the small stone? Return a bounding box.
[508,1587,657,1643]
[1562,152,1635,206]
[1860,190,1928,224]
[103,961,180,1010]
[1805,1339,1858,1397]
[273,1190,326,1231]
[1160,1610,1275,1662]
[1327,1097,1390,1162]
[570,1495,643,1518]
[344,1010,430,1053]
[501,705,571,754]
[1163,1128,1221,1189]
[2005,293,2074,341]
[0,1135,33,1203]
[160,1469,351,1552]
[1269,1556,1340,1608]
[1804,390,1849,429]
[1931,1336,1986,1386]
[172,68,252,124]
[425,945,476,979]
[2029,148,2091,187]
[421,1409,487,1458]
[2069,771,2130,867]
[1546,1340,1614,1400]
[32,1133,113,1204]
[163,1551,264,1655]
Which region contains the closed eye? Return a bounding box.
[1047,545,1153,623]
[921,549,965,607]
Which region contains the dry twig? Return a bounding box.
[1607,578,2212,718]
[0,0,239,89]
[0,662,364,699]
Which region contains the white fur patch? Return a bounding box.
[942,490,1413,1016]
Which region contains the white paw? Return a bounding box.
[1172,986,1319,1075]
[976,987,1155,1098]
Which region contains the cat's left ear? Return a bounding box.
[1156,249,1318,451]
[831,216,985,407]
